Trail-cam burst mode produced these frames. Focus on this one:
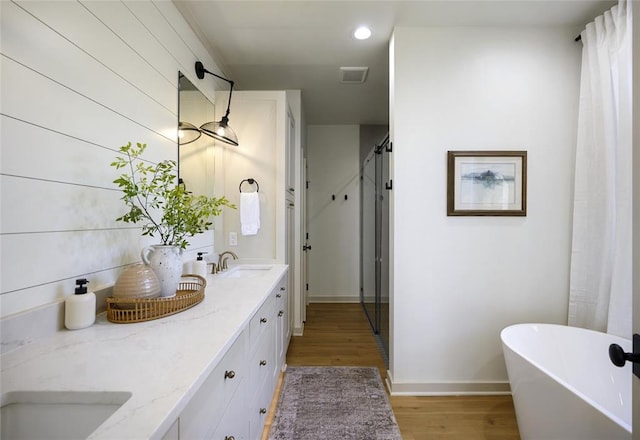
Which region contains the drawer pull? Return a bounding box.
[225,437,235,440]
[276,293,282,298]
[224,370,236,379]
[260,360,267,366]
[260,408,267,414]
[280,287,285,291]
[278,310,284,317]
[260,317,267,324]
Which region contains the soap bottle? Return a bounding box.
[65,278,96,330]
[182,258,193,275]
[192,252,208,278]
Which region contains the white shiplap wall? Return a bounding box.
[0,0,223,318]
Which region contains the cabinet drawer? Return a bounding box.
[211,378,249,440]
[249,377,277,440]
[275,287,287,338]
[274,284,287,315]
[275,283,288,373]
[180,330,247,439]
[248,329,276,400]
[249,294,274,350]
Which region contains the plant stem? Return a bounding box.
[127,150,163,241]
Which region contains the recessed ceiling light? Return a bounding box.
[353,26,372,40]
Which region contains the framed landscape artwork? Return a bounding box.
[447,151,527,216]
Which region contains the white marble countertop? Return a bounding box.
[0,264,288,439]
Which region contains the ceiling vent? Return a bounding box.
[339,67,369,84]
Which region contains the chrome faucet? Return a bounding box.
[218,251,238,271]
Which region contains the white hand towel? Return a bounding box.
[240,192,261,236]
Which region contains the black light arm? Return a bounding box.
[195,61,234,119]
[194,61,239,146]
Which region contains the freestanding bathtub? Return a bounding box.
[501,323,632,440]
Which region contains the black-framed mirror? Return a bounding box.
[178,72,216,198]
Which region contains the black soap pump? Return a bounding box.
[64,278,96,330]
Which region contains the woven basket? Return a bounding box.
[106,275,206,323]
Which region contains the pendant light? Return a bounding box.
[195,61,239,147]
[178,121,202,145]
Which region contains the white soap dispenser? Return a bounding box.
[65,278,96,330]
[192,252,208,278]
[182,258,193,276]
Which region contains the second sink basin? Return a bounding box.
[218,264,273,279]
[1,390,131,440]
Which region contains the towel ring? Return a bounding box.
[239,178,259,193]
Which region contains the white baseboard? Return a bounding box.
[293,323,304,336]
[386,371,511,396]
[308,295,360,303]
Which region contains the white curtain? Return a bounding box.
[568,0,633,338]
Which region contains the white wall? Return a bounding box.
[0,0,222,318]
[306,125,360,302]
[214,90,287,263]
[389,26,581,393]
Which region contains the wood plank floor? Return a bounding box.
[264,303,521,439]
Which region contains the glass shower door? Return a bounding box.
[360,134,390,360]
[378,140,390,356]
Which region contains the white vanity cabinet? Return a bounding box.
[211,383,250,440]
[275,280,290,372]
[161,419,180,440]
[0,266,291,440]
[179,329,248,439]
[247,281,285,438]
[171,270,289,440]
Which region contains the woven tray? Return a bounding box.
[106,275,206,323]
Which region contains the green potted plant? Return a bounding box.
[111,142,234,297]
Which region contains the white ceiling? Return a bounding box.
[174,0,615,125]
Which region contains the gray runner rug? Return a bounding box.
[268,366,402,440]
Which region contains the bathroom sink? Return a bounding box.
[1,390,131,439]
[218,264,272,279]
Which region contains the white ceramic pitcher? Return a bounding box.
[141,245,183,297]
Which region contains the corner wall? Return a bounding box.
[389,26,581,393]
